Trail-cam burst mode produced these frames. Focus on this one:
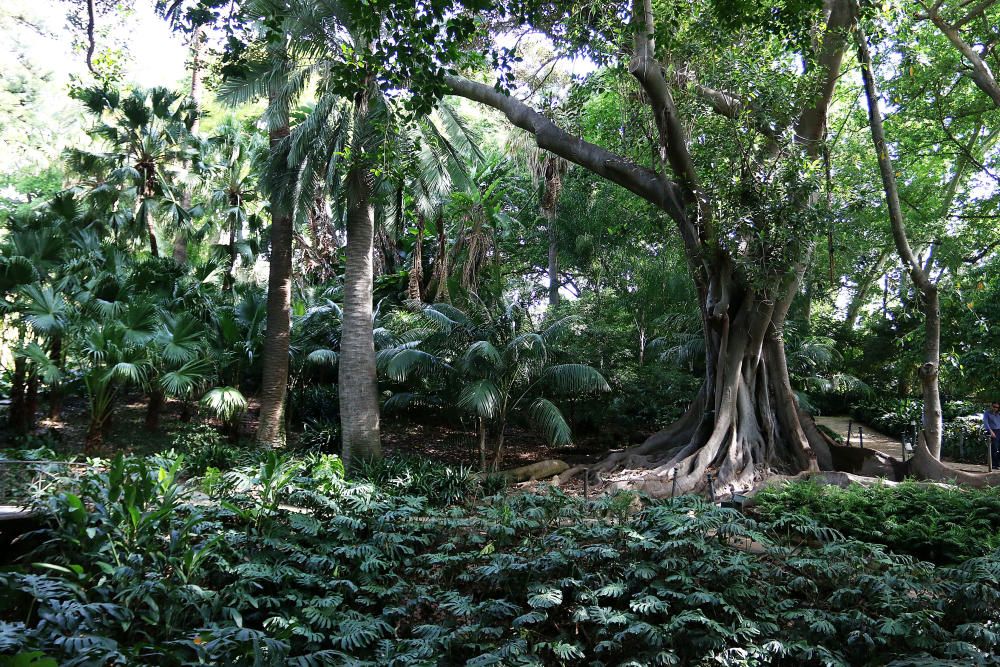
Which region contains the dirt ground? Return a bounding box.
[1,393,636,472]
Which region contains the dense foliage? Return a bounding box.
[753,479,1000,565]
[3,455,1000,665]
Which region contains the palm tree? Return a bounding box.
[223,0,482,464]
[382,299,609,470]
[204,119,267,290]
[67,86,198,258]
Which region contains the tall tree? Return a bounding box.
[424,0,857,493]
[856,17,944,459]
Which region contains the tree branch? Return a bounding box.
[86,0,98,76]
[443,74,689,228]
[856,14,934,293]
[794,0,855,153]
[917,0,1000,107]
[628,0,709,228]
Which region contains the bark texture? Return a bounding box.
[339,81,382,469]
[256,119,294,448]
[444,0,854,495]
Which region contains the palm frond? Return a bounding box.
[201,386,248,422]
[540,364,610,394]
[528,398,572,447]
[456,379,500,418]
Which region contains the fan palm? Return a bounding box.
[381,299,609,470]
[67,86,197,258]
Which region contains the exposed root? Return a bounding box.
[908,435,1000,487]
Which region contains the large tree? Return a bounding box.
[408,0,854,494]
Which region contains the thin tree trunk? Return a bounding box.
[339,79,382,469]
[24,372,39,434]
[477,417,487,471]
[856,19,943,458]
[408,214,425,302]
[547,214,559,306]
[9,356,26,433]
[85,0,97,76]
[256,117,293,447]
[433,212,450,303]
[144,201,159,258]
[47,334,63,420]
[145,389,164,432]
[491,429,506,472]
[541,155,564,307]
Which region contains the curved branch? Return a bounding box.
[794,0,855,151]
[443,74,689,228]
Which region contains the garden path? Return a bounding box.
[814,415,989,474]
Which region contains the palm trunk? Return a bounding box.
[408,214,425,302]
[542,155,562,307]
[256,119,293,447]
[491,428,506,472]
[145,388,164,432]
[339,80,382,469]
[433,212,450,303]
[477,417,487,471]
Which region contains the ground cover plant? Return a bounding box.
[2,453,1000,665]
[752,479,1000,566]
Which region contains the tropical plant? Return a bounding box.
[66,85,198,257]
[382,299,609,470]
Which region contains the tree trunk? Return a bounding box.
[46,335,63,420]
[547,213,559,306]
[408,214,425,302]
[8,356,26,433]
[542,155,563,307]
[256,119,293,448]
[491,429,506,472]
[24,372,39,434]
[145,389,164,432]
[339,80,382,469]
[919,288,943,458]
[477,417,487,471]
[856,20,943,458]
[433,212,450,303]
[583,275,827,496]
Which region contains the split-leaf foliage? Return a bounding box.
[2,454,999,665]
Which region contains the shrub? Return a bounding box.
[351,455,481,506]
[168,422,247,475]
[752,479,1000,565]
[3,455,1000,665]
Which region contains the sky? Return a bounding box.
[0,0,190,175]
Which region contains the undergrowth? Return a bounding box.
[752,479,1000,565]
[0,455,998,665]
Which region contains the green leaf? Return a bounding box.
[457,379,501,418]
[528,398,572,447]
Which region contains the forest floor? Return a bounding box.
[1,393,627,471]
[5,396,989,478]
[815,415,988,473]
